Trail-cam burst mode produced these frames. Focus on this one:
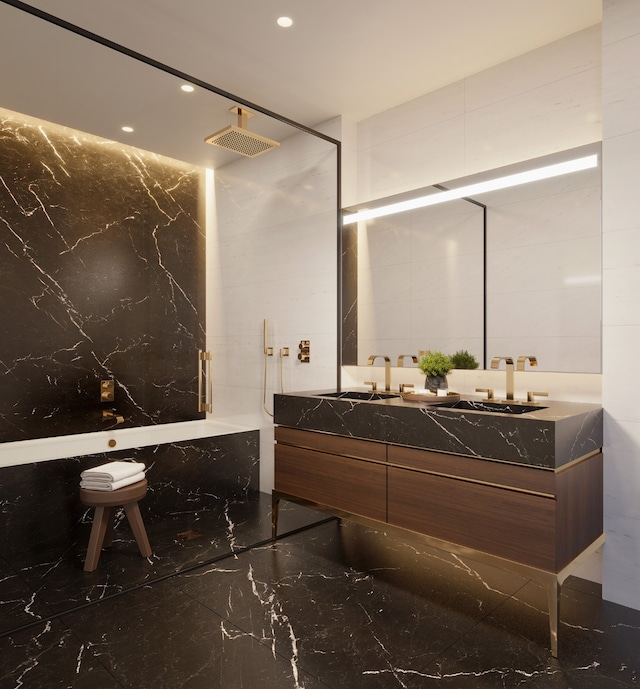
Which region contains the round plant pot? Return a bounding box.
[425,375,447,393]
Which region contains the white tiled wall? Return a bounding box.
[207,120,340,491]
[602,0,640,610]
[346,26,606,585]
[484,161,602,373]
[354,26,602,203]
[357,201,484,365]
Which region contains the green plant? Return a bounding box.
[450,349,479,370]
[418,351,453,377]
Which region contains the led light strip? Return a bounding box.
[343,154,598,225]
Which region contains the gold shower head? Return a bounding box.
[204,106,280,158]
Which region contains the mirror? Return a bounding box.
[342,143,602,373]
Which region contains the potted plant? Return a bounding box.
[450,349,479,370]
[418,350,453,392]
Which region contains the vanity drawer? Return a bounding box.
[275,443,387,522]
[388,445,554,495]
[387,466,556,570]
[276,426,387,462]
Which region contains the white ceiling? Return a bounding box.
[9,0,601,128]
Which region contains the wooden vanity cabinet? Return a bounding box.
[274,410,603,659]
[275,426,603,573]
[274,426,387,522]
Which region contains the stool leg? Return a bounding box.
[123,502,152,558]
[84,506,112,572]
[103,507,115,548]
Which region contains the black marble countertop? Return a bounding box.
[274,390,603,469]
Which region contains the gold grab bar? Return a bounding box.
[198,350,212,412]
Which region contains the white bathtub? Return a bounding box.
[0,419,256,469]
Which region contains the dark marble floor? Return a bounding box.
[1,495,639,689]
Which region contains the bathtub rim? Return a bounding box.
[0,419,258,469]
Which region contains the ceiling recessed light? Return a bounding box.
[277,16,293,28]
[121,126,134,133]
[181,84,195,93]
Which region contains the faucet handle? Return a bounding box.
[475,387,494,400]
[527,390,548,403]
[364,380,378,392]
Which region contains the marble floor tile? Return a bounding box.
[0,557,53,635]
[0,618,123,689]
[1,502,639,689]
[58,579,327,689]
[6,493,327,621]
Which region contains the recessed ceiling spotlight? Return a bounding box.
[121,126,134,133]
[277,16,293,27]
[181,84,195,93]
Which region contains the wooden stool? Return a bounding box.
[79,478,152,572]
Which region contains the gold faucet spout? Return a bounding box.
[367,354,391,391]
[490,356,515,401]
[397,355,418,367]
[516,355,538,371]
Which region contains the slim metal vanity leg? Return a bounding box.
[271,494,280,541]
[546,576,561,658]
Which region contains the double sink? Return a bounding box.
[318,390,543,415]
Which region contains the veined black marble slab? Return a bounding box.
[3,519,636,689]
[274,390,603,468]
[0,106,205,443]
[0,432,259,562]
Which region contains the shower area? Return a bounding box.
[0,0,340,625]
[0,2,340,448]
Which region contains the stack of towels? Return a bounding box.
[80,461,146,491]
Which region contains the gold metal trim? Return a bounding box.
[555,449,601,473]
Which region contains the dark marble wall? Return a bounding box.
[0,107,206,442]
[0,432,259,560]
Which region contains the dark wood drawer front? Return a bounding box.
[276,426,387,462]
[388,445,554,495]
[388,467,556,570]
[556,452,603,568]
[275,444,387,522]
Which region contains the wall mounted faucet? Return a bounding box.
[102,409,124,424]
[490,356,515,401]
[367,354,391,391]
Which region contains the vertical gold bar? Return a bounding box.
[198,350,212,412]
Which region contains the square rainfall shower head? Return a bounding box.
[204,107,280,158]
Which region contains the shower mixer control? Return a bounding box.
[298,340,310,363]
[100,379,115,402]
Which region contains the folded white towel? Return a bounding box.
[81,461,145,482]
[80,471,146,492]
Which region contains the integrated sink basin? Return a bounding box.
[318,391,399,401]
[439,399,546,414]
